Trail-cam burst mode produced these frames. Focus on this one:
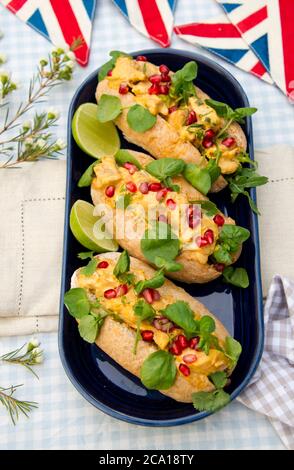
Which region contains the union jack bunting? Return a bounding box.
[112,0,177,47]
[217,0,294,96]
[174,15,273,84]
[0,0,97,66]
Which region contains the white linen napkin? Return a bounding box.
[237,275,294,450]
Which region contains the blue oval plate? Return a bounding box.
[59,49,264,426]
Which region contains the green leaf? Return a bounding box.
[183,163,211,195]
[212,245,232,265]
[78,251,94,260]
[145,158,185,181]
[169,61,198,104]
[154,256,183,273]
[115,149,142,169]
[78,314,101,343]
[223,267,249,288]
[224,336,242,365]
[113,250,130,278]
[192,389,230,413]
[141,221,180,266]
[206,159,221,184]
[134,299,156,322]
[80,258,98,276]
[78,162,97,187]
[227,168,268,215]
[134,270,165,294]
[141,350,176,390]
[192,200,219,217]
[219,225,250,253]
[162,301,199,339]
[199,315,215,334]
[209,371,227,389]
[64,288,90,319]
[98,50,131,81]
[234,107,257,123]
[97,94,122,122]
[205,99,233,119]
[127,104,156,133]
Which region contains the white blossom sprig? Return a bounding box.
[0,337,44,378]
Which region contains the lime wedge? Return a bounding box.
[72,103,120,158]
[70,200,118,252]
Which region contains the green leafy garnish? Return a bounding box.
[133,300,156,353]
[64,288,90,319]
[141,350,176,390]
[205,98,257,124]
[154,256,183,273]
[162,301,199,339]
[141,221,180,267]
[78,251,94,260]
[209,371,227,389]
[115,149,142,170]
[192,389,230,413]
[127,104,156,132]
[206,159,221,184]
[80,258,98,276]
[226,167,268,215]
[219,225,250,253]
[98,50,131,81]
[192,200,219,217]
[183,163,211,195]
[97,94,122,122]
[212,245,232,265]
[116,193,132,209]
[134,270,165,294]
[113,250,134,284]
[223,266,249,288]
[169,61,197,105]
[78,314,104,343]
[224,336,242,366]
[145,158,185,189]
[78,162,97,188]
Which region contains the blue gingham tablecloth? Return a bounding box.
[0,0,293,450]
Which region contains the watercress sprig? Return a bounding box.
[226,167,268,215]
[141,350,177,390]
[113,250,135,285]
[98,50,131,81]
[169,61,198,105]
[133,300,156,354]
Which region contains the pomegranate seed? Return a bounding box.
[126,181,137,193]
[204,229,214,244]
[142,288,154,304]
[169,342,182,356]
[222,137,236,148]
[107,70,112,77]
[152,289,161,301]
[196,236,209,248]
[141,330,154,342]
[187,205,201,229]
[158,85,169,95]
[183,354,197,364]
[214,263,225,272]
[177,335,189,349]
[148,182,162,192]
[136,55,147,62]
[205,129,215,139]
[148,84,160,95]
[158,214,168,223]
[186,110,197,125]
[161,74,171,83]
[189,337,200,349]
[156,188,168,201]
[123,162,138,174]
[179,363,190,376]
[159,64,169,75]
[104,288,117,299]
[213,214,225,227]
[98,261,109,269]
[149,74,162,84]
[105,185,115,197]
[139,182,149,194]
[116,284,128,297]
[202,137,214,149]
[168,105,178,114]
[166,198,176,210]
[119,83,129,94]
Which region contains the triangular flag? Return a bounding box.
[174,14,273,84]
[0,0,97,66]
[216,0,294,96]
[112,0,177,47]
